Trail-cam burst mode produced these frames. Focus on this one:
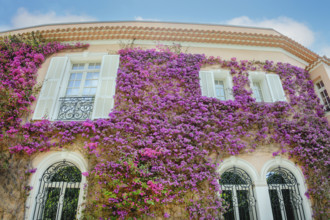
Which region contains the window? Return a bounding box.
[199,70,234,100]
[267,167,305,220]
[33,160,82,220]
[33,54,119,121]
[315,80,330,112]
[249,72,286,102]
[66,63,101,97]
[219,167,258,220]
[252,82,264,102]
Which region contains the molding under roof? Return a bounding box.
[0,21,322,67]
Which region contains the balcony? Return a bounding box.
[57,97,94,120]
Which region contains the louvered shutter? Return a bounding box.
[260,79,272,102]
[32,57,68,120]
[199,71,216,97]
[249,72,272,102]
[266,74,286,101]
[224,71,234,100]
[92,55,119,119]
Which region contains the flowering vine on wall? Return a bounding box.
[0,35,329,219]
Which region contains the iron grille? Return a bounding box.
[267,167,305,220]
[220,167,258,220]
[33,160,82,220]
[57,96,94,120]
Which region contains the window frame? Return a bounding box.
[314,79,330,112]
[261,157,312,220]
[33,161,82,219]
[199,69,234,100]
[32,52,119,121]
[249,72,286,103]
[218,156,312,220]
[65,62,101,97]
[266,167,306,220]
[219,167,258,220]
[25,152,88,220]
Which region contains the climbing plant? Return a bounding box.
[0,34,329,219]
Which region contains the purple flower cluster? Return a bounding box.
[1,42,329,219]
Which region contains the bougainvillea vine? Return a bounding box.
[0,35,329,219]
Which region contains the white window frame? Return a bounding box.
[32,52,119,121]
[261,157,312,220]
[64,62,101,97]
[218,156,312,220]
[24,151,88,220]
[249,72,286,102]
[218,157,261,219]
[314,79,330,112]
[199,69,234,100]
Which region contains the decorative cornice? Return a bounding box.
[0,21,321,66]
[306,56,330,71]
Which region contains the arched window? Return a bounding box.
[267,167,305,220]
[220,167,258,220]
[33,160,82,220]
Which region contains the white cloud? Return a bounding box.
[5,7,97,31]
[225,16,315,48]
[134,16,159,21]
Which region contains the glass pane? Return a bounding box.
[83,88,90,95]
[215,80,226,100]
[84,80,92,87]
[86,72,99,79]
[72,64,79,70]
[86,73,93,79]
[88,63,101,69]
[267,172,286,184]
[69,89,79,96]
[269,190,282,220]
[75,73,82,80]
[42,187,61,220]
[237,190,250,220]
[90,88,97,95]
[67,81,74,88]
[220,171,246,185]
[66,89,73,96]
[282,189,296,220]
[61,188,80,220]
[51,166,81,182]
[91,80,98,87]
[222,190,235,220]
[83,88,96,96]
[88,63,94,69]
[69,73,76,80]
[253,82,263,102]
[73,80,81,87]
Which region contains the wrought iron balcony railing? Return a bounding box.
[57,97,95,120]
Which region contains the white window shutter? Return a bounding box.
[199,71,216,97]
[248,73,257,100]
[260,79,272,102]
[92,55,119,119]
[32,57,68,120]
[224,72,234,100]
[266,74,286,102]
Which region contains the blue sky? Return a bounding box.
[0,0,329,57]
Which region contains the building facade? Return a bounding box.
[0,21,329,220]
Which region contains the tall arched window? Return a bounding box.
[267,167,305,220]
[33,160,82,220]
[220,167,258,220]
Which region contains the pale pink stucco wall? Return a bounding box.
[309,63,330,122]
